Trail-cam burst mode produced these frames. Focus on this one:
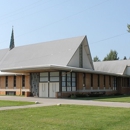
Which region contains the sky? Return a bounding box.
[0,0,130,60]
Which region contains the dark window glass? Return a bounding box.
[104,75,105,86]
[61,72,76,89]
[14,76,16,87]
[22,75,25,87]
[98,75,100,87]
[5,76,8,87]
[91,74,93,87]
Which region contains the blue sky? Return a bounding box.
[0,0,130,60]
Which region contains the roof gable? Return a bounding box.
[67,36,94,69]
[0,36,86,70]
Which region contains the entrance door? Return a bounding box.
[39,83,48,97]
[49,82,59,97]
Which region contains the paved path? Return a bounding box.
[0,96,130,110]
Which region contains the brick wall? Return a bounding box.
[85,73,91,89]
[99,75,104,89]
[93,74,98,89]
[77,73,83,90]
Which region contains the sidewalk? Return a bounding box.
[0,96,130,111]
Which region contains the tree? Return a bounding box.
[103,50,119,61]
[127,24,130,32]
[123,56,127,60]
[93,56,100,62]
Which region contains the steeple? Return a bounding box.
[9,27,15,50]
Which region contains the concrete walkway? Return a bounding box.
[0,96,130,111]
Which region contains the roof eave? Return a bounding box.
[1,64,126,76]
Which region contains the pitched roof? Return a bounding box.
[93,60,130,75]
[0,48,9,64]
[0,36,86,70]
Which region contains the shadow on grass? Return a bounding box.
[71,95,130,101]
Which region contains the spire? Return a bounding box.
[9,27,15,50]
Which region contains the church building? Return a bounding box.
[0,29,130,98]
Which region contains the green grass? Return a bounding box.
[74,95,130,103]
[0,105,130,130]
[0,100,34,107]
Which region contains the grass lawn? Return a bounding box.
[0,100,34,107]
[75,95,130,103]
[0,105,130,130]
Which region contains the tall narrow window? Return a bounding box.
[98,74,100,87]
[113,77,117,88]
[67,73,71,87]
[62,72,66,87]
[109,76,111,87]
[22,75,25,87]
[14,76,16,87]
[83,73,85,86]
[5,76,8,87]
[72,73,76,87]
[91,74,93,87]
[104,75,105,87]
[61,72,76,92]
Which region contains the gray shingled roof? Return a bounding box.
[0,48,9,63]
[93,60,130,74]
[0,36,85,70]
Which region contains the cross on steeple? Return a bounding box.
[9,26,15,50]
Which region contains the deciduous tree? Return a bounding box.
[93,56,100,62]
[103,50,119,61]
[127,24,130,32]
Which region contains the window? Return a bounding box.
[109,76,111,87]
[62,72,66,87]
[61,72,76,91]
[40,72,59,82]
[22,75,25,87]
[50,72,59,81]
[67,73,71,87]
[113,77,117,88]
[83,73,85,86]
[91,74,93,87]
[40,73,48,82]
[14,76,16,87]
[104,75,105,87]
[72,73,76,87]
[98,75,100,87]
[5,76,8,87]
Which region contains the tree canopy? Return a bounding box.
[93,56,100,62]
[127,24,130,32]
[103,50,119,61]
[123,56,127,60]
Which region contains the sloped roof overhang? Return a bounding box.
[1,64,129,77]
[0,71,29,76]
